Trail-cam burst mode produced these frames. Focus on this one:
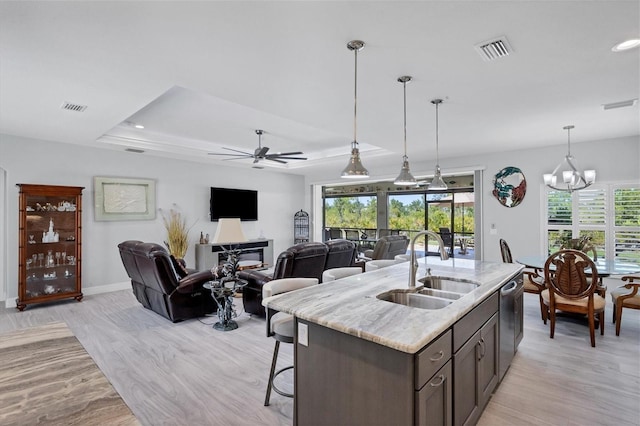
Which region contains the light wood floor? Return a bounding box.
[1,277,639,426]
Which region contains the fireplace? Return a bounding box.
[195,239,274,271]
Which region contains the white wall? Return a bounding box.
[0,134,305,303]
[3,133,637,304]
[305,135,640,263]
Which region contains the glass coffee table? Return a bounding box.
[204,279,247,331]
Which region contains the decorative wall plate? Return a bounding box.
[492,166,526,208]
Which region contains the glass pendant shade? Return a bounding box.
[394,76,416,186]
[341,141,369,178]
[543,125,596,192]
[428,99,447,190]
[341,40,369,179]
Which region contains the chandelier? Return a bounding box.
[341,40,369,179]
[543,125,596,192]
[429,99,447,190]
[393,76,417,185]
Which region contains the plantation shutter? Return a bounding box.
[547,190,572,225]
[614,187,640,264]
[578,188,606,226]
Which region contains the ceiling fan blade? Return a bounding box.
[208,152,252,157]
[273,151,304,156]
[269,155,307,161]
[222,147,253,155]
[265,157,288,164]
[222,157,251,161]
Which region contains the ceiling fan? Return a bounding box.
[208,129,307,167]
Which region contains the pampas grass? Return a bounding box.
[160,206,193,259]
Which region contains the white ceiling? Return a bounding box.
[1,1,638,179]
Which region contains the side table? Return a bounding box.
[204,279,247,331]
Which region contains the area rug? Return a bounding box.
[0,322,139,426]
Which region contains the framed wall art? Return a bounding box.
[492,166,526,208]
[94,176,156,221]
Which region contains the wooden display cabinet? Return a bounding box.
[17,184,84,310]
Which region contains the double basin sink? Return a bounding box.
[376,277,479,310]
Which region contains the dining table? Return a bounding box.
[517,256,640,278]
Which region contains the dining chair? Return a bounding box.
[439,227,453,256]
[541,249,605,347]
[328,228,343,240]
[499,239,546,321]
[263,277,319,406]
[344,229,360,241]
[611,275,640,336]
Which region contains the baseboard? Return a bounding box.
[3,281,131,309]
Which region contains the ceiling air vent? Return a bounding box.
[125,148,145,154]
[60,102,87,112]
[475,36,513,62]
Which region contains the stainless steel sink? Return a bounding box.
[376,288,454,310]
[418,276,479,294]
[416,288,462,300]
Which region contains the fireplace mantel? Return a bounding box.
[195,240,274,272]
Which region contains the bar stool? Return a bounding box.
[322,266,362,282]
[263,277,319,406]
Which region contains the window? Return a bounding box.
[323,195,377,230]
[545,184,640,266]
[388,193,425,232]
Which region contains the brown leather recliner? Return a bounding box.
[324,239,358,270]
[240,241,358,317]
[118,240,217,322]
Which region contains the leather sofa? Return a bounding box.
[239,239,358,317]
[118,240,217,322]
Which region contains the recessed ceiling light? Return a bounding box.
[123,120,145,129]
[612,38,640,52]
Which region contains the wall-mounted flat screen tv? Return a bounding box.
[210,187,258,221]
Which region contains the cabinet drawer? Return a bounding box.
[453,292,499,352]
[415,329,452,390]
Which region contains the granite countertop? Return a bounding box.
[262,257,523,354]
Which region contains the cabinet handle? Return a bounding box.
[429,350,444,362]
[429,375,445,387]
[479,338,486,359]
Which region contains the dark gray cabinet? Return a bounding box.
[453,296,499,426]
[416,360,453,426]
[293,285,511,426]
[415,329,452,426]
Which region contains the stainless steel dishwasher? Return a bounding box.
[499,273,524,382]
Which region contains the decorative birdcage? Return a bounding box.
[294,210,309,244]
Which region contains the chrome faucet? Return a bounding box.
[409,230,449,288]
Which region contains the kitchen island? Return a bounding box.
[263,257,523,426]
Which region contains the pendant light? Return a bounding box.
[543,125,596,192]
[393,76,417,186]
[341,40,369,179]
[429,99,448,190]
